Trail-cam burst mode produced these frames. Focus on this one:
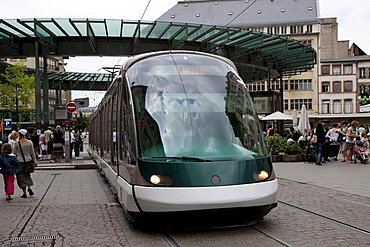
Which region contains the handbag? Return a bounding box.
[18,141,35,174]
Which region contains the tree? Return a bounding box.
[0,62,35,123]
[74,113,91,132]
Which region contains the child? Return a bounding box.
[0,143,20,201]
[360,132,369,160]
[360,132,369,150]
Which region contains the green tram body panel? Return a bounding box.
[138,157,272,187]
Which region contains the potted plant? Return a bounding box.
[266,135,286,162]
[282,141,303,162]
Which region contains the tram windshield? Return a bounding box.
[127,53,268,161]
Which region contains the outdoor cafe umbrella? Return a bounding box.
[297,104,311,135]
[261,111,293,121]
[292,109,298,127]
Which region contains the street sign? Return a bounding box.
[3,119,12,130]
[65,102,77,113]
[74,97,89,108]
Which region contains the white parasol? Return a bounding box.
[297,105,311,135]
[261,111,293,121]
[292,109,298,127]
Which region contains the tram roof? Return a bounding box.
[0,18,316,87]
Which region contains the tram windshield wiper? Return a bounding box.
[150,156,213,162]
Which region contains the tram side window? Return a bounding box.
[120,81,136,164]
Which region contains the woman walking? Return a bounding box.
[50,125,64,163]
[315,122,325,166]
[13,129,37,198]
[0,143,20,201]
[344,120,360,163]
[326,123,341,161]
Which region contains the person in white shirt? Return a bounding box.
[43,127,53,160]
[8,131,19,151]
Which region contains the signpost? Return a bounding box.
[1,119,12,141]
[64,102,76,163]
[3,119,12,130]
[65,102,77,113]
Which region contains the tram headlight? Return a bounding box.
[150,175,173,185]
[253,170,269,181]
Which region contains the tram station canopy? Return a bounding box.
[0,18,316,89]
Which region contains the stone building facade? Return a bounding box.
[158,0,370,125]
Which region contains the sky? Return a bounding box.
[1,0,369,106]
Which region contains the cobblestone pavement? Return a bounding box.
[1,150,370,246]
[273,154,370,196]
[0,170,131,246]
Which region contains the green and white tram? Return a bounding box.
[90,50,277,227]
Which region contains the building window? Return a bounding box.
[254,99,266,112]
[291,79,312,90]
[322,82,330,92]
[284,99,289,110]
[333,81,341,93]
[270,80,280,91]
[322,101,330,114]
[322,65,330,75]
[283,80,289,90]
[267,27,273,34]
[274,26,280,34]
[306,24,313,33]
[290,25,303,34]
[281,26,287,34]
[343,64,352,74]
[343,81,352,92]
[290,99,312,110]
[344,99,352,113]
[248,82,265,91]
[333,65,341,75]
[360,68,366,78]
[333,100,341,114]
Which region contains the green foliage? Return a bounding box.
[266,135,286,155]
[266,134,302,155]
[74,113,91,131]
[0,62,35,111]
[285,141,302,155]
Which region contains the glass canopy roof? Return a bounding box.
[0,18,316,86]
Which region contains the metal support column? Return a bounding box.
[279,73,284,112]
[43,56,49,127]
[35,41,42,129]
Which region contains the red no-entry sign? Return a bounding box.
[65,102,77,113]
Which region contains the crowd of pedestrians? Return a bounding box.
[309,119,368,165]
[265,119,370,166]
[0,126,86,201]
